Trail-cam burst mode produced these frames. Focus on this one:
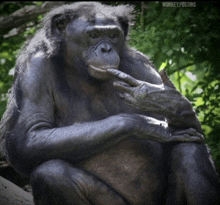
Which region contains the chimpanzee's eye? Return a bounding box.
[109,33,116,39]
[89,32,99,39]
[109,33,119,44]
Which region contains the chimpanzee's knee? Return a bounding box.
[30,159,92,205]
[30,160,69,204]
[168,143,219,205]
[31,159,65,181]
[171,143,217,176]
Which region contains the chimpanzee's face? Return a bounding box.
[64,15,125,80]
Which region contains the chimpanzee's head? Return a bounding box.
[44,2,134,80]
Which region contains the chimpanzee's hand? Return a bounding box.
[107,69,165,97]
[107,69,168,113]
[131,114,204,143]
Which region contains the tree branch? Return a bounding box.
[168,63,195,75]
[0,176,34,205]
[0,2,65,35]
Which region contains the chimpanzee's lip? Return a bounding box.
[89,65,117,72]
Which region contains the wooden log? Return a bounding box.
[0,176,34,205]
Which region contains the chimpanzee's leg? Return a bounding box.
[166,143,220,205]
[30,159,129,205]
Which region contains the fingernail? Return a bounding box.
[107,69,115,73]
[119,73,126,79]
[119,93,125,98]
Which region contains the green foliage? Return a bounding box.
[0,2,33,16]
[129,2,220,169]
[0,2,41,119]
[0,34,24,118]
[129,2,220,73]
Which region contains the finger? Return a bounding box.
[107,69,140,87]
[174,128,196,135]
[183,135,204,143]
[119,93,156,113]
[113,81,135,94]
[119,93,149,112]
[119,93,139,105]
[170,134,204,143]
[181,136,204,143]
[174,128,204,140]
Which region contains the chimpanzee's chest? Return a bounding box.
[53,77,165,204]
[54,78,138,127]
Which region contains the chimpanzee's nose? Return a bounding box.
[101,43,112,53]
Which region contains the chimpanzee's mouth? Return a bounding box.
[89,65,117,73]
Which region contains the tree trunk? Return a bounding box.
[0,176,34,205]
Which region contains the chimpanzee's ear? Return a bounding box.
[51,14,71,42]
[118,17,129,37]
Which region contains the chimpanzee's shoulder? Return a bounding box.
[122,47,162,84]
[15,50,55,95]
[126,47,155,67]
[25,51,54,76]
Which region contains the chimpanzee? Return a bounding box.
[0,2,219,205]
